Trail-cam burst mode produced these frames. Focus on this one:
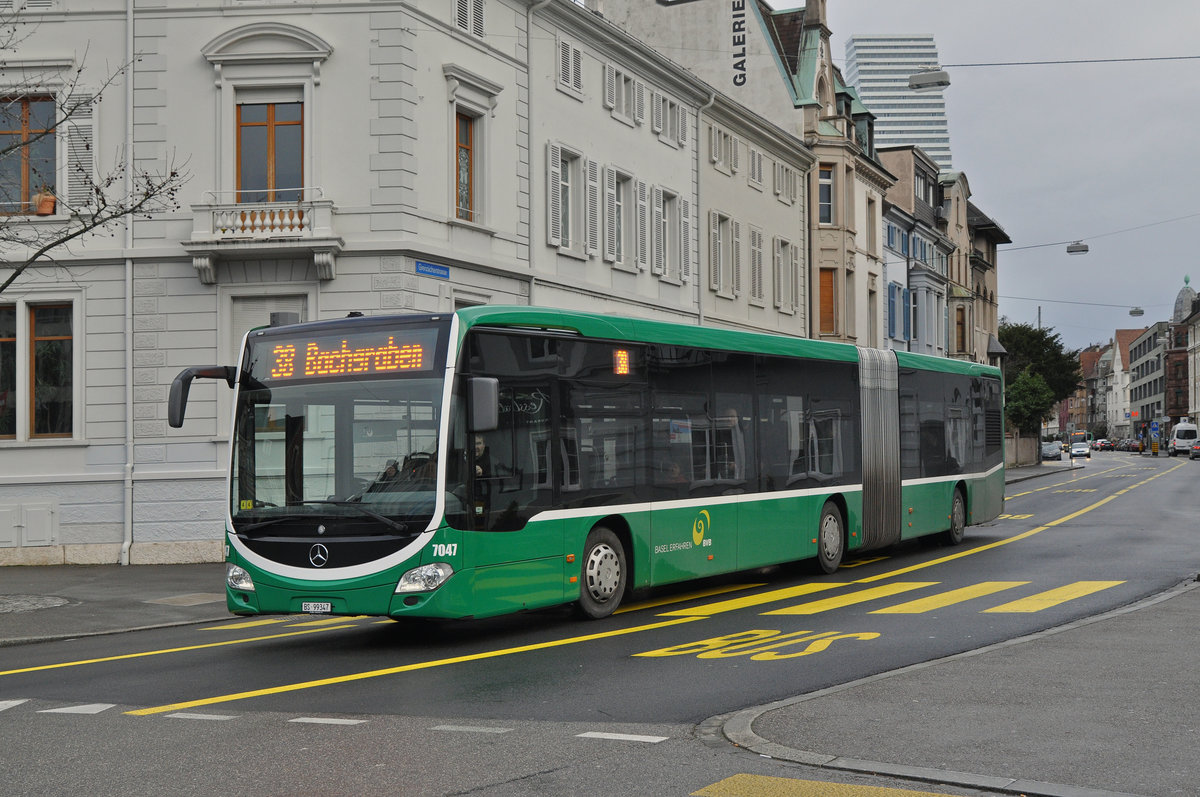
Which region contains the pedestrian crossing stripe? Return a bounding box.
[762,580,1124,616]
[761,582,937,616]
[695,773,962,796]
[982,581,1125,613]
[869,581,1030,614]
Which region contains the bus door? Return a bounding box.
[455,332,564,613]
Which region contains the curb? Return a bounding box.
[0,613,232,649]
[714,579,1199,797]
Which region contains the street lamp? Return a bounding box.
[1129,307,1144,317]
[908,67,950,92]
[1066,241,1089,255]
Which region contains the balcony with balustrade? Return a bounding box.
[182,187,343,284]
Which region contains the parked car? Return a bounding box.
[1070,442,1090,458]
[1041,442,1062,461]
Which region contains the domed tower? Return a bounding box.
[1171,275,1196,323]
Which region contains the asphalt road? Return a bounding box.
[2,453,1194,797]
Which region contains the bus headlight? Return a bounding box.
[395,563,454,593]
[226,563,256,592]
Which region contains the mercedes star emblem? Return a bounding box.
[309,543,329,567]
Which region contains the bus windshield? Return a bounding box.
[229,319,455,537]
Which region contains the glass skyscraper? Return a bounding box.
[845,34,953,169]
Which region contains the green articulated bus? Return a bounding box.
[168,306,1005,621]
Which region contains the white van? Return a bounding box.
[1168,422,1198,456]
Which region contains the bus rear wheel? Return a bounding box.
[942,489,966,546]
[577,527,627,619]
[816,502,844,574]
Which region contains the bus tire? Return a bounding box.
[816,502,844,574]
[577,527,627,619]
[942,489,966,546]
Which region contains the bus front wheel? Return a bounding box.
[816,502,844,574]
[577,527,627,619]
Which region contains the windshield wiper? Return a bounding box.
[292,500,410,532]
[237,516,291,532]
[236,501,409,533]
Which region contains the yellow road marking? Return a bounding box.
[694,773,959,796]
[677,461,1183,612]
[615,583,764,615]
[658,582,845,617]
[1004,462,1136,499]
[124,616,704,715]
[982,580,1126,613]
[762,582,937,616]
[870,581,1030,614]
[286,616,367,627]
[0,625,358,677]
[203,618,290,630]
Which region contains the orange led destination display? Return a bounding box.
[259,327,439,380]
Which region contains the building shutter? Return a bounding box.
[709,211,721,291]
[65,94,95,208]
[731,220,742,295]
[603,166,617,263]
[651,186,664,275]
[679,197,691,282]
[635,180,649,270]
[888,284,897,339]
[750,227,763,301]
[586,159,600,256]
[546,142,562,247]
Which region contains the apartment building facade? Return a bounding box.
[0,0,816,564]
[589,0,895,347]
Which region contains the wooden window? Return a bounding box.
[0,95,56,214]
[30,304,72,438]
[455,112,475,221]
[819,269,836,334]
[237,102,303,203]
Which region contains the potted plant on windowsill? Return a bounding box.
[33,185,57,216]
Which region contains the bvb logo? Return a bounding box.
[692,509,711,546]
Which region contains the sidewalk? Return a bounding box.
[0,562,227,647]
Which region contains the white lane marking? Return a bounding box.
[431,725,513,734]
[0,699,29,712]
[38,703,115,714]
[290,717,368,726]
[168,713,237,721]
[576,731,668,743]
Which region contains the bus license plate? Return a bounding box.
[302,602,332,614]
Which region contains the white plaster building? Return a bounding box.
[0,0,815,565]
[589,0,895,348]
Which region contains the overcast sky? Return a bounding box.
[801,0,1200,351]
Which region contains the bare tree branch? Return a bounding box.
[0,9,191,296]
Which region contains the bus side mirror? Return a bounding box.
[168,366,237,428]
[468,377,499,432]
